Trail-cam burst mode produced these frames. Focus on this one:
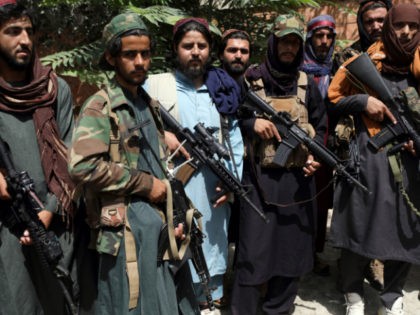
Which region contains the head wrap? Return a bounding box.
[221,29,250,42]
[0,56,75,219]
[246,15,304,96]
[173,17,209,36]
[0,0,16,7]
[381,3,420,75]
[99,12,148,70]
[357,0,392,51]
[302,14,336,98]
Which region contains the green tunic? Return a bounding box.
[69,82,198,315]
[0,77,75,315]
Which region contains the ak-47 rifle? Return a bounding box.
[0,138,78,315]
[159,106,269,223]
[244,90,370,193]
[345,52,420,157]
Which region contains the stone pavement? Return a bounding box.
[220,210,420,315]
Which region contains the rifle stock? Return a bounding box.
[346,53,420,156]
[245,90,370,193]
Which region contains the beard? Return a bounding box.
[0,46,32,71]
[177,57,210,80]
[223,60,248,77]
[314,49,328,60]
[369,30,382,42]
[115,65,147,87]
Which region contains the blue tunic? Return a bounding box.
[145,71,244,302]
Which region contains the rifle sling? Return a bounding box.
[387,147,420,216]
[162,179,195,261]
[124,215,140,310]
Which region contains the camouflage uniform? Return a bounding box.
[69,13,198,315]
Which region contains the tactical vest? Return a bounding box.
[249,72,316,168]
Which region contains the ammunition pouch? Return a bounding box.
[333,115,356,160]
[401,87,420,132]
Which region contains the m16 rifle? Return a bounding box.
[244,90,370,193]
[0,137,77,314]
[159,105,268,223]
[345,52,420,157]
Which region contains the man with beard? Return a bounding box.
[230,15,326,315]
[219,29,251,94]
[218,28,251,303]
[333,0,392,73]
[69,13,198,315]
[333,0,392,291]
[146,18,244,315]
[0,1,76,314]
[328,4,420,315]
[301,14,336,277]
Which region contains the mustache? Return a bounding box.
[16,47,32,54]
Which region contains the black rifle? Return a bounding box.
[346,53,420,157]
[245,90,370,193]
[157,178,215,311]
[0,138,78,315]
[159,106,269,223]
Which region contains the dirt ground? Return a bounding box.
[221,210,420,315]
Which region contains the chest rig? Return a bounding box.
[250,72,316,168]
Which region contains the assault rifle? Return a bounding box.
[157,178,215,311]
[346,52,420,157]
[0,138,77,315]
[245,90,370,193]
[159,106,268,223]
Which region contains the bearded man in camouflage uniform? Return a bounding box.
[68,13,198,315]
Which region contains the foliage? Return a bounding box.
[37,0,328,86]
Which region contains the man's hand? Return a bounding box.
[164,131,190,159]
[0,172,10,200]
[303,154,321,177]
[174,223,185,240]
[365,96,397,123]
[148,177,167,203]
[253,118,282,141]
[403,140,417,156]
[212,185,232,208]
[20,210,53,246]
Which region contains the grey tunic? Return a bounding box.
[330,73,420,264]
[0,77,75,315]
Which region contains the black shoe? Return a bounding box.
[313,256,330,277]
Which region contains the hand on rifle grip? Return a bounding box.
[174,223,186,240]
[211,185,232,208]
[253,118,281,141]
[303,154,321,177]
[20,209,53,246]
[365,97,397,123]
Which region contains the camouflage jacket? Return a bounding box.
[69,79,166,253]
